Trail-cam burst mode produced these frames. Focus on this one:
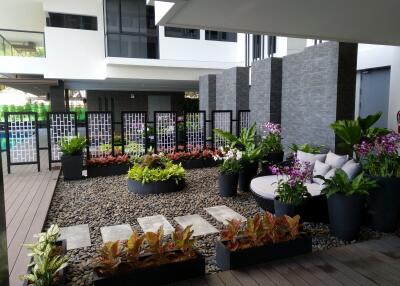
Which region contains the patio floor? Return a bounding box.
[3,150,60,286]
[175,235,400,286]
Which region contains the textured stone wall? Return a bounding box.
[199,74,216,119]
[281,42,357,152]
[249,58,282,132]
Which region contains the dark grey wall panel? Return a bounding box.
[199,74,216,119]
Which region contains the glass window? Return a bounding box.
[164,27,200,39]
[106,0,120,33]
[205,30,237,42]
[47,13,97,31]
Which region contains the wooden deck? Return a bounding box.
[175,236,400,286]
[3,151,60,286]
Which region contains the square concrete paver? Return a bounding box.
[60,224,91,250]
[205,205,247,225]
[174,214,218,237]
[137,215,174,235]
[100,224,133,243]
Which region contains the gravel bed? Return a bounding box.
[45,167,388,286]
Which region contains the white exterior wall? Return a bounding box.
[0,1,45,32]
[356,44,400,131]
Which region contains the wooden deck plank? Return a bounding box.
[240,267,275,286]
[217,271,243,286]
[256,263,293,286]
[230,269,260,286]
[203,273,225,286]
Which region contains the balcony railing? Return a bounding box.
[0,29,45,57]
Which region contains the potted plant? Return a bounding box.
[166,148,221,169]
[20,224,68,286]
[214,124,261,192]
[216,212,311,270]
[93,226,205,285]
[127,153,186,194]
[272,159,312,217]
[316,169,376,241]
[213,148,242,197]
[59,136,86,180]
[87,154,130,177]
[260,122,284,170]
[355,131,400,232]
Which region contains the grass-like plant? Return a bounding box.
[59,136,86,156]
[289,143,325,154]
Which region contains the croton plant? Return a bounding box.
[87,154,130,167]
[220,212,302,251]
[166,148,222,162]
[94,225,196,277]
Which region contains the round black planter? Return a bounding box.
[274,199,299,217]
[127,178,185,195]
[327,193,364,241]
[219,172,239,197]
[238,162,259,192]
[261,151,284,170]
[366,177,400,232]
[61,154,83,180]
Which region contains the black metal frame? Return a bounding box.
[237,109,251,135]
[85,111,114,159]
[121,111,148,155]
[184,111,206,151]
[4,112,40,173]
[47,112,78,170]
[211,110,232,149]
[154,111,178,153]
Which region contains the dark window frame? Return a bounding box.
[164,27,200,40]
[205,30,237,42]
[46,13,98,31]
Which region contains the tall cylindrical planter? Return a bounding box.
[61,154,83,180]
[366,177,400,232]
[274,200,298,217]
[219,172,239,197]
[238,162,258,192]
[327,193,364,241]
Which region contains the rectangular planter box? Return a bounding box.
[179,158,220,169]
[216,236,312,271]
[87,164,130,178]
[93,252,205,286]
[24,240,67,286]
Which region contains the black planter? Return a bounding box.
[216,236,312,271]
[366,177,400,232]
[127,178,185,194]
[61,154,83,180]
[87,164,130,178]
[327,193,364,241]
[219,172,239,197]
[181,159,204,169]
[93,252,205,286]
[238,162,258,192]
[274,199,299,217]
[261,151,284,170]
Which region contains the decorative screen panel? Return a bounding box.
[48,113,77,161]
[5,112,39,165]
[238,110,250,135]
[86,112,113,158]
[185,112,205,151]
[122,112,146,156]
[155,112,176,153]
[213,111,232,149]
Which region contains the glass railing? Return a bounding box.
[0,29,45,57]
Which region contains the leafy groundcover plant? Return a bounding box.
[59,136,86,156]
[94,226,197,277]
[20,225,68,286]
[87,154,130,167]
[220,212,302,251]
[271,159,312,205]
[128,153,186,184]
[316,169,377,198]
[289,143,325,155]
[355,132,400,178]
[213,147,242,174]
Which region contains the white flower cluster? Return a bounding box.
[213,146,242,161]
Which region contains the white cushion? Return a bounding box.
[324,168,338,180]
[313,161,331,185]
[250,175,324,199]
[341,159,361,180]
[297,150,327,169]
[325,151,349,169]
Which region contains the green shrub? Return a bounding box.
[128,160,185,184]
[59,136,86,156]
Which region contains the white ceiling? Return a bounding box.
[156,0,400,45]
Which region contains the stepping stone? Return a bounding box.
[100,224,133,243]
[59,224,91,250]
[174,214,219,237]
[205,205,247,225]
[137,215,174,235]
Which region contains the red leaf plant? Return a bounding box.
[87,154,130,167]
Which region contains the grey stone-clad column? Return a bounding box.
[281,42,357,152]
[49,81,66,112]
[199,74,216,119]
[249,58,282,132]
